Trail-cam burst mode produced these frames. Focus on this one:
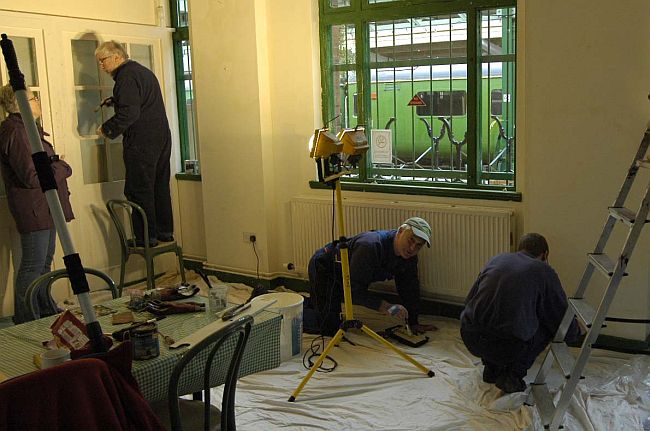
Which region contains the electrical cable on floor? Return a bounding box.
[303,335,338,372]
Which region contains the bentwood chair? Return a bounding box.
[106,199,186,295]
[24,267,119,320]
[150,315,254,431]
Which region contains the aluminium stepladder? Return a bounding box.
[527,126,650,430]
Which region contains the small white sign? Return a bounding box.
[371,129,393,164]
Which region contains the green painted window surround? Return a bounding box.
[170,0,200,175]
[315,0,518,201]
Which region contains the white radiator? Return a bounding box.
[290,196,513,301]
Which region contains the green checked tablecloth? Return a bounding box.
[0,297,282,402]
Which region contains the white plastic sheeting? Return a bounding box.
[216,312,650,431]
[212,300,649,431]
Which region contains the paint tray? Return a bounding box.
[384,325,429,348]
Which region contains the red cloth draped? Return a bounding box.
[0,342,164,431]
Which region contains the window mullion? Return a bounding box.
[356,17,369,181]
[465,8,478,188]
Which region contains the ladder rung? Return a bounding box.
[550,342,575,378]
[530,383,556,428]
[588,253,627,277]
[569,298,596,327]
[608,207,646,226]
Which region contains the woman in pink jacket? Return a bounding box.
[0,84,74,323]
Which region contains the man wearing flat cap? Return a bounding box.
[304,216,437,336]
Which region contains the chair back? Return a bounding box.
[106,199,153,252]
[168,315,254,431]
[25,268,119,320]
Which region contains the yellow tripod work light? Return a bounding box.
[290,126,434,402]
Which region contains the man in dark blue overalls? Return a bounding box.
[303,217,437,337]
[96,40,173,247]
[460,233,582,393]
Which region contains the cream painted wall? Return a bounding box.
[189,0,649,341]
[190,0,275,277]
[0,0,161,26]
[177,180,206,260]
[522,0,650,340]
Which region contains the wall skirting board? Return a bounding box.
[183,258,650,354]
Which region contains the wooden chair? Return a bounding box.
[24,267,119,320]
[151,315,254,431]
[106,199,186,295]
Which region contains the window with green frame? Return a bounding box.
[170,0,200,175]
[317,0,518,201]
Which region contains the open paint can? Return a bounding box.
[131,322,160,360]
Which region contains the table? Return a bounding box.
[0,297,282,402]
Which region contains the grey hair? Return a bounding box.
[95,40,129,60]
[0,84,19,114]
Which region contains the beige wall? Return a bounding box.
[522,1,650,340]
[189,0,319,278]
[0,0,161,26]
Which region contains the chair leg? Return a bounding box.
[145,255,155,290]
[176,246,186,284]
[119,255,127,297]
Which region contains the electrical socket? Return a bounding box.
[243,232,257,243]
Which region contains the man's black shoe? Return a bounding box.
[495,372,527,393]
[127,239,159,248]
[158,234,175,242]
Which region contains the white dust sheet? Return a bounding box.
[187,278,650,430]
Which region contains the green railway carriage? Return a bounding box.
[339,62,514,174]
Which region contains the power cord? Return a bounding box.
[251,238,261,282]
[303,335,338,372]
[249,238,268,301]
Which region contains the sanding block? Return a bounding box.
[384,325,429,348]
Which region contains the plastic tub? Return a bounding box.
[254,292,303,362]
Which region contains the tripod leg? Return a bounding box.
[289,328,346,402]
[360,325,435,376]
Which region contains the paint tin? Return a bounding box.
[131,323,160,360]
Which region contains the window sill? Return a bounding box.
[309,180,522,202]
[175,172,202,181]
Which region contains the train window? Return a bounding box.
[318,1,518,200]
[330,0,351,7]
[416,91,466,117]
[491,89,503,116]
